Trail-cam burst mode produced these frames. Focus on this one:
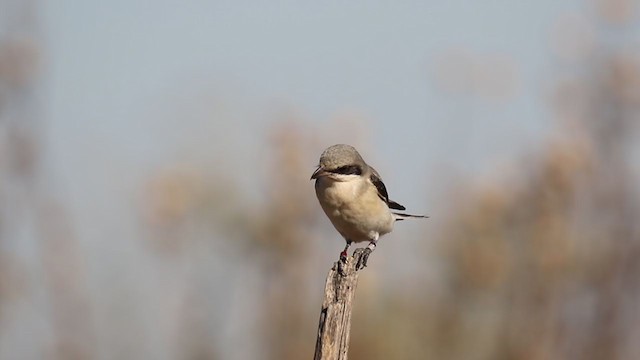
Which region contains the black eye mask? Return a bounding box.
[331,165,363,176]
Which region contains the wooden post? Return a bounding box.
[313,248,366,360]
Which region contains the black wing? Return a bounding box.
[369,167,406,211]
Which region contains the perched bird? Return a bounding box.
[311,144,427,269]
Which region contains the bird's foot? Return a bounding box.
[339,249,349,262]
[355,240,377,270]
[338,241,352,263]
[355,247,373,270]
[338,249,349,276]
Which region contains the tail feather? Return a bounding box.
[388,200,406,211]
[393,212,429,221]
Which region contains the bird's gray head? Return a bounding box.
[311,144,367,180]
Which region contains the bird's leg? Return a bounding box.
[339,240,352,261]
[337,240,353,275]
[356,234,379,270]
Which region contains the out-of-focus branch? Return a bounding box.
[313,248,367,360]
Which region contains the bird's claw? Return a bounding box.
[339,249,348,262]
[355,248,373,270]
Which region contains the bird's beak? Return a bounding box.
[310,166,328,180]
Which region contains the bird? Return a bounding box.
[311,144,427,270]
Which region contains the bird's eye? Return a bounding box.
[333,165,362,175]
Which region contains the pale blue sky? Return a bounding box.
[42,0,582,210]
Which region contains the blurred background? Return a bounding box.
[1,0,640,359]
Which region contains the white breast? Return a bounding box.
[315,176,394,242]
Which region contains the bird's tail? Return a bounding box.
[393,212,429,221]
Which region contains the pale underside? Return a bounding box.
[315,174,394,243]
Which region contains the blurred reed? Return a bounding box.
[1,0,639,359]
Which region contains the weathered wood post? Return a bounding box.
[313,248,367,360]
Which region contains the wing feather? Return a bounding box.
[369,167,406,211]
